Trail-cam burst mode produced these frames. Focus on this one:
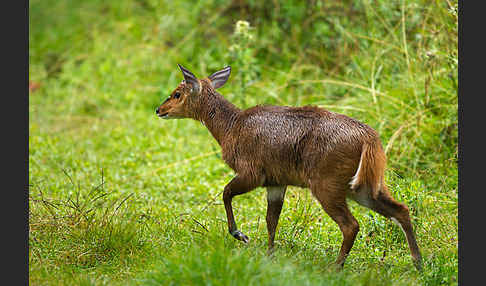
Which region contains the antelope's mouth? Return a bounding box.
[158,112,169,118]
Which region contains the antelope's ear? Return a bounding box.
[178,64,200,94]
[208,66,231,89]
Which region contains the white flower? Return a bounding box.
[235,20,251,35]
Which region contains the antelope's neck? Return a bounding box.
[197,90,240,146]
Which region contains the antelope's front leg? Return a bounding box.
[222,175,259,243]
[266,186,287,252]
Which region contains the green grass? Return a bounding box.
[29,0,457,285]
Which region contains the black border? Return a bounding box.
[458,0,481,285]
[10,0,29,284]
[0,0,30,282]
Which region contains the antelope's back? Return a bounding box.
[224,105,379,186]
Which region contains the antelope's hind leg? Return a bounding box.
[266,186,287,253]
[311,182,360,269]
[350,186,423,271]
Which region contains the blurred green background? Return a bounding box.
[29,0,457,285]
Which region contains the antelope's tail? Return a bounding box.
[349,139,387,198]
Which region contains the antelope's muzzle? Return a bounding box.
[156,107,169,118]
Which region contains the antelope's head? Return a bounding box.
[156,64,231,119]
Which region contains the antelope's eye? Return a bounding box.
[174,92,181,99]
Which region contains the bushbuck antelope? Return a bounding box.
[156,64,422,270]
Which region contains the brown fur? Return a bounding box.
[350,139,387,199]
[156,66,422,270]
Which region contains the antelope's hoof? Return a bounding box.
[413,256,423,272]
[332,261,345,272]
[231,230,250,243]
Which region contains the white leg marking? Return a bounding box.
[349,188,373,208]
[391,217,403,230]
[267,186,286,202]
[391,217,410,244]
